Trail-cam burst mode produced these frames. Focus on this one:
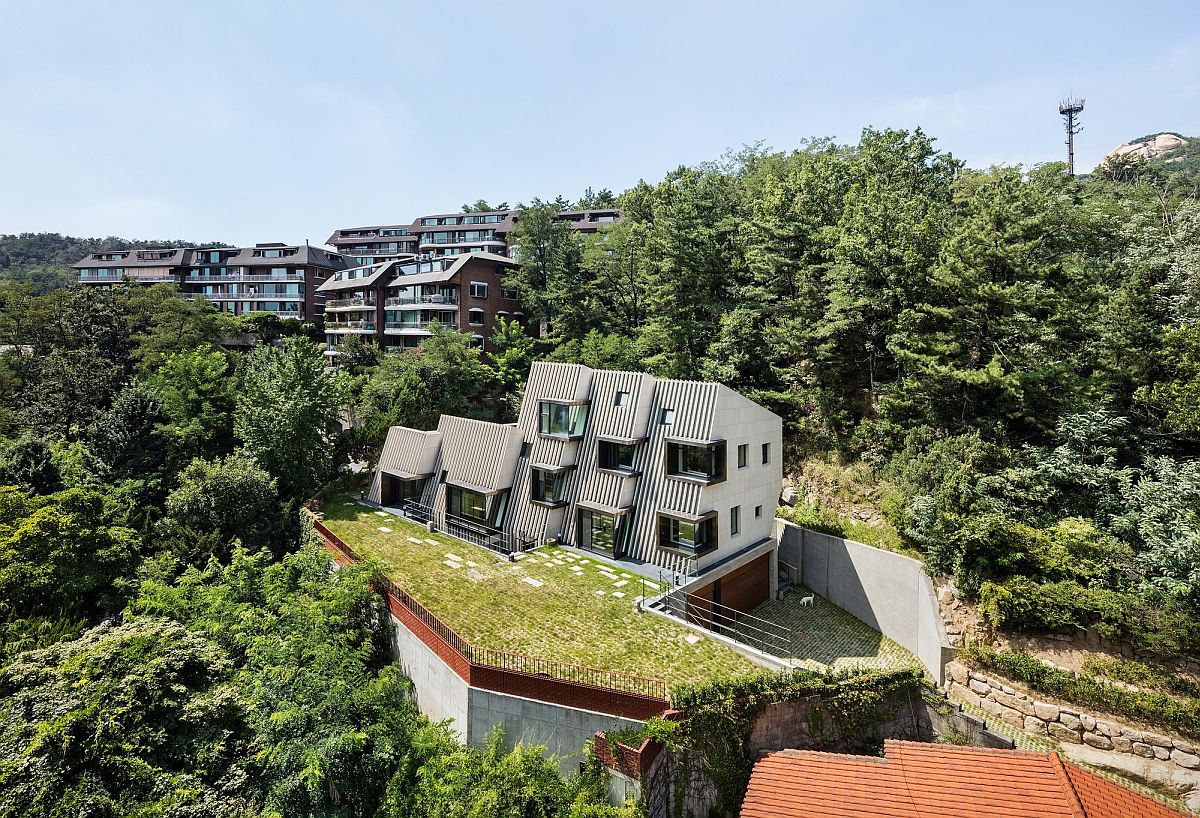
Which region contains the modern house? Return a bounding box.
[73,242,346,321]
[369,361,784,609]
[741,740,1189,818]
[327,207,621,267]
[319,252,521,356]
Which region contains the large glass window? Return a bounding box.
[597,440,637,472]
[658,514,718,555]
[666,441,726,483]
[531,468,567,505]
[447,486,487,521]
[578,509,627,558]
[538,401,588,438]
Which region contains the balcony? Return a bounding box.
[384,321,447,334]
[185,273,305,283]
[327,320,377,333]
[384,293,458,307]
[197,293,303,301]
[324,296,377,310]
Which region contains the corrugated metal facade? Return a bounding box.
[368,361,783,577]
[367,426,442,503]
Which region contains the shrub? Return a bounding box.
[1082,657,1200,699]
[962,646,1200,740]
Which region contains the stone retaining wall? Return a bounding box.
[945,660,1200,772]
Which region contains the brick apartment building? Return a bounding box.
[73,242,346,321]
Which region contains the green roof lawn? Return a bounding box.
[319,495,763,688]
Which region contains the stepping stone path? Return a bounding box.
[685,634,702,645]
[443,560,461,569]
[522,577,544,588]
[613,579,628,587]
[343,502,355,506]
[377,526,392,533]
[373,511,388,517]
[620,573,632,578]
[466,560,478,567]
[423,538,439,545]
[408,537,423,544]
[579,559,590,564]
[445,554,462,562]
[611,591,625,598]
[594,590,606,596]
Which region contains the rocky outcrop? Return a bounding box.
[1107,132,1189,162]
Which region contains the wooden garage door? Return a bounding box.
[719,553,770,614]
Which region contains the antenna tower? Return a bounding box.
[1059,97,1085,176]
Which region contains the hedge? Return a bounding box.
[961,645,1200,740]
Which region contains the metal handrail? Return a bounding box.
[384,294,458,306]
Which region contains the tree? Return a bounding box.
[488,317,535,414]
[234,339,347,503]
[0,436,61,495]
[124,284,237,374]
[0,618,250,818]
[505,199,586,337]
[142,345,236,463]
[88,383,173,481]
[462,200,508,213]
[163,453,286,562]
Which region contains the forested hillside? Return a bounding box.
[0,233,228,294]
[2,126,1199,815]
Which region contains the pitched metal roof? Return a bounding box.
[741,740,1189,818]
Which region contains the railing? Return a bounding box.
[399,499,539,556]
[384,322,441,331]
[327,320,376,331]
[311,516,669,706]
[325,296,376,309]
[199,293,303,301]
[186,273,305,283]
[384,294,458,307]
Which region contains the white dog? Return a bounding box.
[799,595,814,607]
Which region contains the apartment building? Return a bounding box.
[327,207,620,266]
[369,361,784,607]
[318,251,521,356]
[73,242,346,321]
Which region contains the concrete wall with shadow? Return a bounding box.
[775,521,955,684]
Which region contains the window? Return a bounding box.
[500,288,519,300]
[661,409,675,425]
[531,468,568,506]
[519,441,531,458]
[666,441,726,483]
[468,308,485,325]
[469,281,488,299]
[614,391,630,407]
[597,440,637,472]
[737,444,748,469]
[447,486,487,521]
[731,506,740,536]
[762,443,771,465]
[658,514,717,555]
[578,509,628,558]
[538,401,588,438]
[755,505,762,519]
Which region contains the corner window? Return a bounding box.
[531,468,568,506]
[731,506,740,536]
[762,443,771,465]
[658,514,717,555]
[469,281,488,299]
[578,509,628,558]
[666,441,726,483]
[614,391,630,407]
[468,308,485,325]
[661,409,675,425]
[597,440,637,472]
[737,444,748,469]
[538,401,588,438]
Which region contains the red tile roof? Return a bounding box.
[740,740,1189,818]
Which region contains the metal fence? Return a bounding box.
[399,500,541,556]
[656,584,794,657]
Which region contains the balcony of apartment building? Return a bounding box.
[326,318,377,333]
[383,312,454,335]
[185,267,306,283]
[416,230,505,251]
[323,293,377,312]
[383,291,458,309]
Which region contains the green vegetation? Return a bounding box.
[1082,656,1200,699]
[319,496,759,687]
[961,645,1200,740]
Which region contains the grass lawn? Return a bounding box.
[319,495,763,689]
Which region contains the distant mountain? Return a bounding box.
[0,233,229,295]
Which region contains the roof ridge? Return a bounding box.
[771,748,890,763]
[884,739,1053,760]
[1048,751,1088,818]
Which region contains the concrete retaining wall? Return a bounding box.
[776,521,954,684]
[392,613,642,774]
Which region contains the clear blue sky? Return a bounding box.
[3,0,1199,247]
